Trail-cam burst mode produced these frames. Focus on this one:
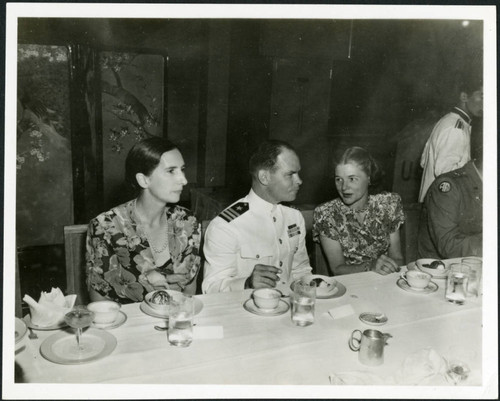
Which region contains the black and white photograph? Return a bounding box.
[3,3,498,399]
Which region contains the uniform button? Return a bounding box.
[279,261,283,267]
[273,217,276,222]
[279,239,282,244]
[256,254,260,258]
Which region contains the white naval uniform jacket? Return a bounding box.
[419,107,472,202]
[202,189,312,294]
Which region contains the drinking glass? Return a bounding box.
[445,263,470,305]
[64,305,95,352]
[461,257,482,297]
[168,295,194,347]
[291,278,317,326]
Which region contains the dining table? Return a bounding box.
[13,262,485,392]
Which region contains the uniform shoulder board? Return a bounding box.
[454,119,464,129]
[218,202,249,223]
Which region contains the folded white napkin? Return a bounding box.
[394,347,448,385]
[326,304,355,320]
[330,348,449,386]
[193,326,224,339]
[23,288,77,327]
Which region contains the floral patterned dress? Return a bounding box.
[86,199,201,303]
[312,192,405,267]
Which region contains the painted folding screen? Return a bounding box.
[16,44,73,246]
[99,51,165,209]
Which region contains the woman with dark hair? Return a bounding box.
[313,146,404,276]
[86,137,201,303]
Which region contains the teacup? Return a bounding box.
[87,300,121,324]
[252,288,281,310]
[400,270,432,289]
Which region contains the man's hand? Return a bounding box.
[372,254,400,275]
[245,264,282,289]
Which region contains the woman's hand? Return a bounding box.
[371,254,400,275]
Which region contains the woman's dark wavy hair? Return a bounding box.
[248,139,296,179]
[125,137,178,192]
[336,146,384,194]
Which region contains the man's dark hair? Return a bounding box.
[248,139,296,178]
[457,75,483,96]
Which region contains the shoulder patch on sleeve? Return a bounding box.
[454,119,464,129]
[438,181,451,193]
[218,202,249,223]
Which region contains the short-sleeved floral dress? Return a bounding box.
[86,199,201,303]
[312,192,405,267]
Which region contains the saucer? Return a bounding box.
[15,318,28,344]
[23,314,68,331]
[359,312,388,326]
[243,299,289,316]
[91,311,127,330]
[397,278,438,294]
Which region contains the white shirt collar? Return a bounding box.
[248,189,276,213]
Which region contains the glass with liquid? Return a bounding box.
[64,305,95,353]
[168,295,194,347]
[462,257,482,297]
[445,263,470,305]
[291,278,317,326]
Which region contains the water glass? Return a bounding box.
[461,257,482,297]
[445,263,470,305]
[291,278,316,326]
[167,295,194,347]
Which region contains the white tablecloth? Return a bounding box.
[14,269,483,387]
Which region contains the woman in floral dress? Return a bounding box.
[313,147,404,276]
[86,137,201,303]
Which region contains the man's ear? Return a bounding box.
[257,169,270,186]
[135,172,149,189]
[459,91,469,103]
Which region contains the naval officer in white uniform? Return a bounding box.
[202,140,312,293]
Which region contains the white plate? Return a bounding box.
[91,311,127,330]
[397,278,438,294]
[243,298,290,316]
[140,297,203,319]
[40,328,117,365]
[23,314,68,331]
[15,318,28,344]
[291,275,347,299]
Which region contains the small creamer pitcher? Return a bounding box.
[349,329,392,366]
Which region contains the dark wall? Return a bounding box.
[18,17,483,208]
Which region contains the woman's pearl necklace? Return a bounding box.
[134,201,169,254]
[352,203,369,214]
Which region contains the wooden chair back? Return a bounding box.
[64,224,89,304]
[15,251,23,318]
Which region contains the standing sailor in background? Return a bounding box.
[418,77,483,202]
